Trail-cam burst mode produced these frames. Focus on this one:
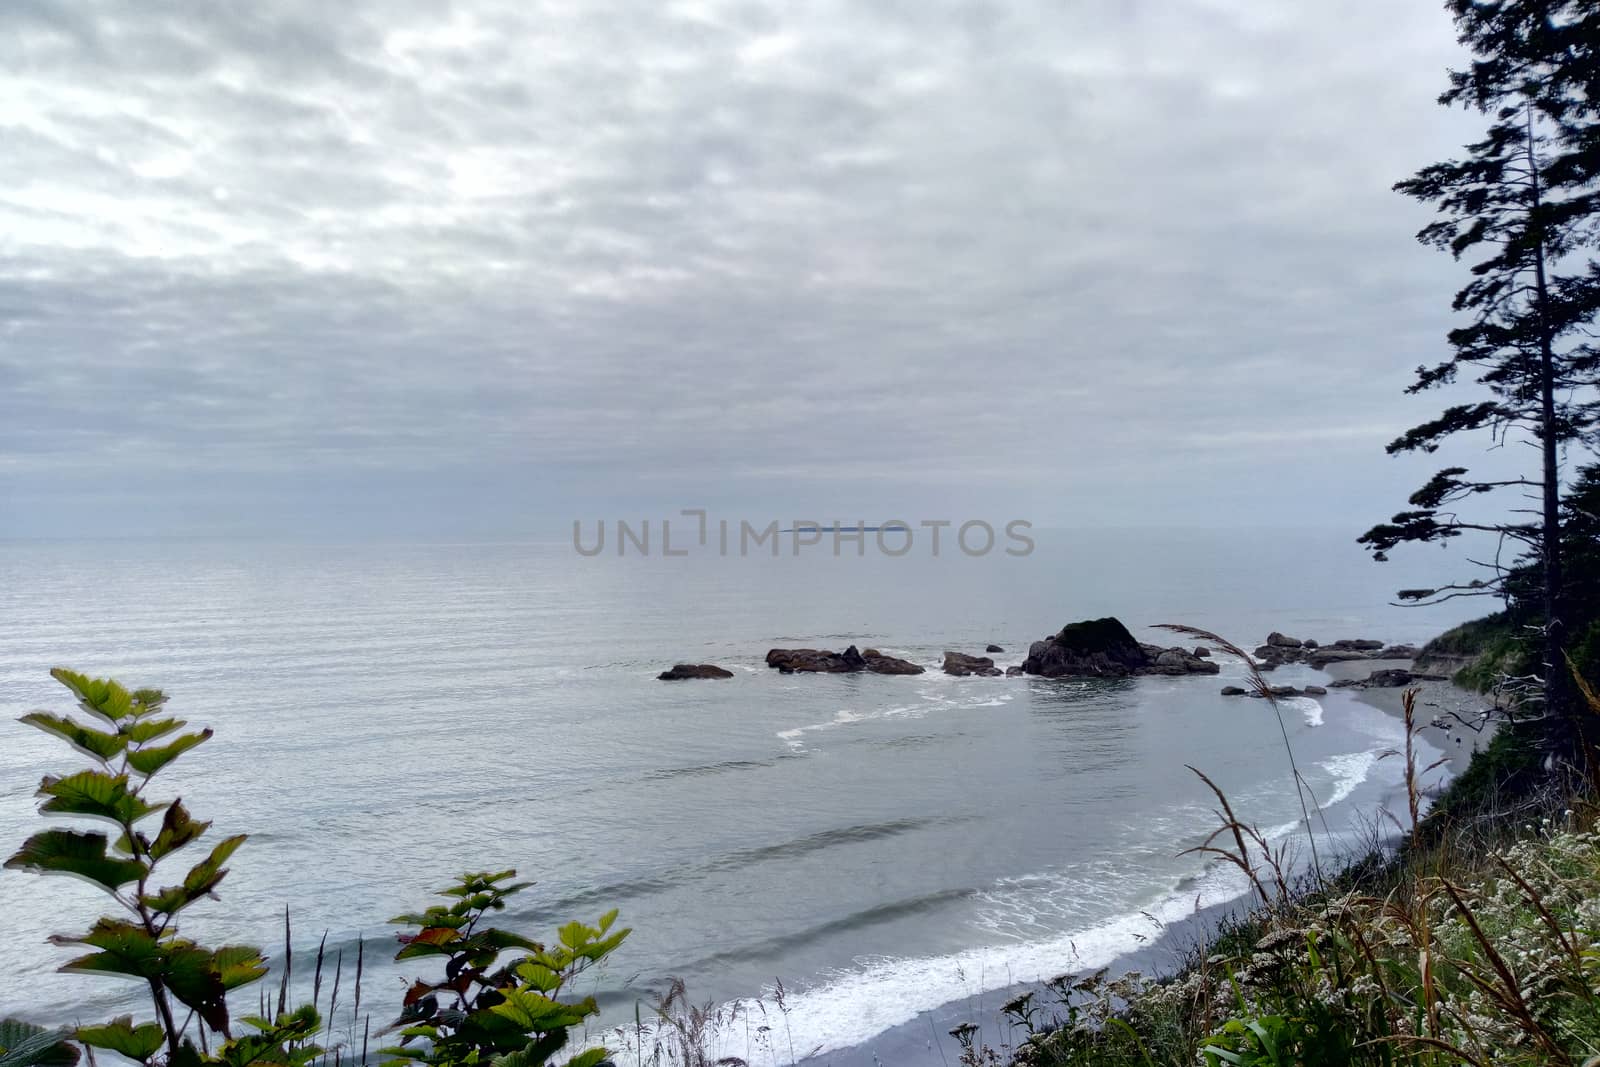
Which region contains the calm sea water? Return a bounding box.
[0,530,1480,1056]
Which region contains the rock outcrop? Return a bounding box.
[1021,617,1220,678]
[764,646,925,675]
[658,664,734,680]
[864,650,926,675]
[986,644,1005,653]
[945,651,1002,677]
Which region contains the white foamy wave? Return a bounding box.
[607,859,1255,1064]
[777,690,1014,750]
[1284,695,1323,727]
[1319,750,1380,809]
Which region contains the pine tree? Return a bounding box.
[1361,0,1600,737]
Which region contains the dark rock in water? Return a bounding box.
[765,645,868,673]
[986,644,1005,653]
[1150,648,1221,676]
[1023,617,1218,678]
[1327,638,1385,651]
[1220,685,1248,696]
[1250,685,1305,699]
[1304,684,1327,696]
[864,650,925,675]
[1303,638,1319,649]
[1258,661,1279,672]
[1329,678,1361,688]
[1267,632,1303,648]
[1364,668,1415,688]
[944,651,1001,677]
[1193,646,1211,658]
[1024,617,1149,678]
[1005,665,1024,677]
[658,663,734,680]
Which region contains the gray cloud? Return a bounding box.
[0,0,1505,535]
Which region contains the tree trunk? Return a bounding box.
[1526,108,1571,742]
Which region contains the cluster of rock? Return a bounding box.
[1020,618,1220,679]
[764,646,926,675]
[1252,633,1419,671]
[657,621,1427,683]
[1328,667,1445,689]
[1221,684,1328,698]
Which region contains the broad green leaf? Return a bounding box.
[126,730,212,778]
[38,771,162,826]
[122,717,185,744]
[164,944,231,1032]
[6,829,147,891]
[0,1019,80,1067]
[19,712,126,762]
[75,1017,164,1063]
[212,944,269,990]
[140,834,245,916]
[562,1050,610,1067]
[53,919,164,980]
[51,669,134,725]
[490,989,591,1031]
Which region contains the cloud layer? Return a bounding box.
[0,0,1498,534]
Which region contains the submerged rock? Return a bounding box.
[658,664,734,680]
[1220,685,1248,696]
[944,651,1002,677]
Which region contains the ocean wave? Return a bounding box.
[607,857,1257,1064]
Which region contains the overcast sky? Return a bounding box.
[0,0,1510,538]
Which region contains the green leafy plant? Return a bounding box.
[381,870,630,1067]
[0,1020,79,1067]
[3,669,312,1067]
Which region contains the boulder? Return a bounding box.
[1150,648,1221,676]
[1220,685,1248,696]
[1327,639,1385,651]
[1005,665,1025,677]
[945,651,1002,677]
[1379,644,1420,659]
[1193,646,1211,658]
[1267,632,1303,648]
[658,664,734,680]
[765,646,868,673]
[1363,668,1415,688]
[1023,617,1150,678]
[1022,618,1219,678]
[1303,639,1319,649]
[986,644,1005,654]
[1303,684,1328,696]
[864,650,925,675]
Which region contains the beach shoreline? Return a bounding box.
[795,659,1492,1067]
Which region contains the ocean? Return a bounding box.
[0,529,1483,1059]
